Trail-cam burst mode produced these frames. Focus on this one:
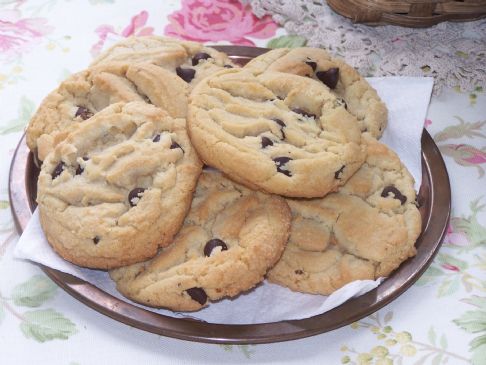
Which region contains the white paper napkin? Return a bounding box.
[14,77,434,324]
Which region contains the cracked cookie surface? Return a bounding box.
[267,136,421,294]
[245,47,388,138]
[37,102,202,269]
[90,36,237,87]
[188,68,366,198]
[26,62,189,161]
[110,170,291,311]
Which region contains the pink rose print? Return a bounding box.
[424,119,432,128]
[164,0,278,46]
[439,144,486,178]
[441,263,460,272]
[91,10,153,57]
[0,9,53,60]
[444,223,470,248]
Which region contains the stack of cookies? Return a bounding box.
[26,36,422,312]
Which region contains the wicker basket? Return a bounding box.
[326,0,486,27]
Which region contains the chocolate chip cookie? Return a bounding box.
[245,48,388,138]
[188,68,366,198]
[26,62,189,161]
[37,102,202,269]
[90,36,236,87]
[110,170,291,311]
[267,136,421,294]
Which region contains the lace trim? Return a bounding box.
[245,0,486,95]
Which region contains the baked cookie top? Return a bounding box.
[188,68,366,198]
[110,170,291,312]
[37,102,202,269]
[90,36,236,87]
[245,47,388,138]
[26,62,189,161]
[267,136,422,295]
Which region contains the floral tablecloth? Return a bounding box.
[1,1,485,364]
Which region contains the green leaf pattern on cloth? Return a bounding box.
[267,34,307,49]
[12,275,57,307]
[20,309,77,343]
[0,96,35,135]
[454,296,486,365]
[341,313,470,364]
[417,197,486,296]
[0,276,77,343]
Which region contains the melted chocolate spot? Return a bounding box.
[295,269,304,275]
[335,98,347,110]
[192,52,211,66]
[334,165,345,179]
[223,64,234,68]
[176,67,196,83]
[186,287,207,305]
[316,67,339,89]
[152,134,161,142]
[204,239,228,257]
[76,157,89,176]
[261,136,274,148]
[305,61,317,71]
[273,157,292,177]
[93,236,100,244]
[128,188,146,207]
[51,162,65,179]
[75,106,94,120]
[170,141,184,152]
[292,108,317,119]
[381,186,407,205]
[272,118,286,139]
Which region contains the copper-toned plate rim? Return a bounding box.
[8,46,450,344]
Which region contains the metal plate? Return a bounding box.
[8,46,451,344]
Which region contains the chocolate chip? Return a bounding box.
[93,236,100,244]
[186,287,207,305]
[276,95,284,100]
[381,186,407,205]
[176,67,196,83]
[295,269,304,275]
[75,106,94,120]
[272,118,286,139]
[192,52,211,66]
[204,238,228,257]
[75,157,89,176]
[170,141,184,152]
[334,165,345,179]
[305,61,317,71]
[128,188,146,207]
[51,162,65,179]
[292,108,317,119]
[223,64,233,68]
[273,157,292,177]
[261,136,274,148]
[152,134,161,142]
[316,67,339,89]
[335,98,347,110]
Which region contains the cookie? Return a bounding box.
[37,102,202,269]
[90,36,237,87]
[188,68,366,198]
[109,170,291,311]
[267,136,421,294]
[245,47,388,138]
[26,62,189,161]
